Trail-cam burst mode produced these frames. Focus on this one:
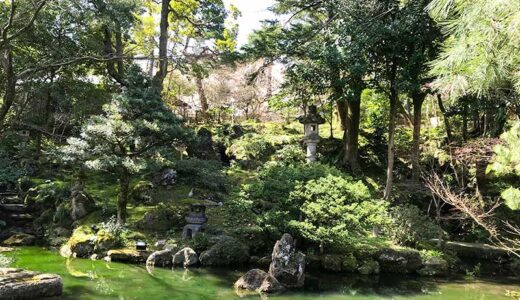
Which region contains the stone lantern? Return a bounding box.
[182,204,207,239]
[298,105,325,163]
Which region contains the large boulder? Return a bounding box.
[417,256,449,276]
[59,226,117,258]
[358,259,380,275]
[376,248,423,274]
[269,233,305,288]
[2,233,35,247]
[152,170,177,188]
[172,247,198,267]
[234,269,284,294]
[146,249,173,267]
[322,254,357,272]
[199,236,249,266]
[0,268,62,299]
[70,184,96,221]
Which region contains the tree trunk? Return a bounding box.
[0,48,16,133]
[345,96,361,169]
[196,76,209,116]
[114,24,124,77]
[462,104,468,140]
[153,0,169,90]
[336,100,349,162]
[436,94,452,142]
[384,76,398,200]
[411,92,425,180]
[117,170,130,225]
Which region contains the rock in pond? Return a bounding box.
[107,249,150,263]
[172,247,198,267]
[1,233,35,247]
[376,248,422,274]
[199,236,249,267]
[417,256,449,276]
[146,249,173,267]
[0,268,62,299]
[269,233,305,288]
[234,269,284,294]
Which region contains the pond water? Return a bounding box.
[5,247,519,300]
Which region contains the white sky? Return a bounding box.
[224,0,276,46]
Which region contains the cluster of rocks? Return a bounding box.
[0,268,63,299]
[234,233,305,295]
[143,235,249,268]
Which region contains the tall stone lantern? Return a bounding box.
[298,105,325,163]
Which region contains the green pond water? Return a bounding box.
[5,247,519,300]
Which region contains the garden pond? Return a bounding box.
[5,247,519,300]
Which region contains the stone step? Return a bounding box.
[0,196,23,204]
[0,203,27,213]
[7,213,34,222]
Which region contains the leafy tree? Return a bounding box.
[60,67,192,224]
[488,122,520,211]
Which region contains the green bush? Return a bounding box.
[241,161,343,206]
[188,233,210,253]
[174,159,228,192]
[227,133,277,162]
[272,144,305,164]
[288,175,389,250]
[388,204,443,246]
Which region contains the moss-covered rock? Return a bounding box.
[199,236,249,266]
[60,226,118,258]
[322,254,357,272]
[417,256,448,276]
[358,259,380,275]
[107,249,150,263]
[376,248,422,274]
[2,233,35,246]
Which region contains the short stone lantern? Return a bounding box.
[298,105,325,163]
[182,204,207,239]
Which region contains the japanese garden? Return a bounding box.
[0,0,519,299]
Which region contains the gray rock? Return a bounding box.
[234,269,284,294]
[376,248,423,274]
[172,247,198,267]
[70,186,96,221]
[199,236,249,266]
[269,233,305,288]
[0,268,62,299]
[146,249,173,267]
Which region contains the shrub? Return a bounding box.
[174,159,228,192]
[287,175,389,250]
[272,144,305,164]
[100,216,127,247]
[188,233,210,253]
[227,133,276,162]
[388,204,443,246]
